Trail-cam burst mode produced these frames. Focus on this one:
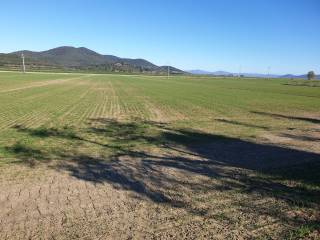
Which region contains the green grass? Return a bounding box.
[285,79,320,87]
[0,72,319,163]
[0,71,319,167]
[286,223,320,240]
[0,71,319,238]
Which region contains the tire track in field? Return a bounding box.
[92,82,112,120]
[0,87,71,125]
[98,89,109,119]
[0,86,68,122]
[53,78,97,126]
[55,88,92,126]
[0,83,90,131]
[108,81,121,119]
[0,76,88,94]
[134,93,185,122]
[0,82,88,129]
[59,80,105,126]
[119,79,187,121]
[0,87,74,130]
[89,86,116,126]
[112,81,154,120]
[81,87,107,125]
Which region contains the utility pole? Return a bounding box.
[167,65,170,79]
[267,66,270,80]
[21,53,26,73]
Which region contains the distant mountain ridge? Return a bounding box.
[0,46,184,74]
[188,70,233,76]
[187,69,320,79]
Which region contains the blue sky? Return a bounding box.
[1,0,319,74]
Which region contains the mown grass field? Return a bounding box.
[0,71,319,239]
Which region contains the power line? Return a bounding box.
[21,53,26,73]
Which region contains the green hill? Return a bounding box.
[0,46,185,74]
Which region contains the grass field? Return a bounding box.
[0,71,319,239]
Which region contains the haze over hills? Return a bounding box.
[188,70,233,76]
[0,46,184,74]
[187,69,320,79]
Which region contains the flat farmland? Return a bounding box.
[0,72,319,239]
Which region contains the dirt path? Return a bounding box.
[0,160,225,240]
[0,170,148,239]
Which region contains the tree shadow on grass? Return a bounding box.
[11,119,320,184]
[7,118,320,232]
[215,118,270,130]
[252,111,320,124]
[279,133,320,142]
[5,141,48,167]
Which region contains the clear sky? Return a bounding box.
[1,0,319,74]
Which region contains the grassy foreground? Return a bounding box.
[0,72,319,239]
